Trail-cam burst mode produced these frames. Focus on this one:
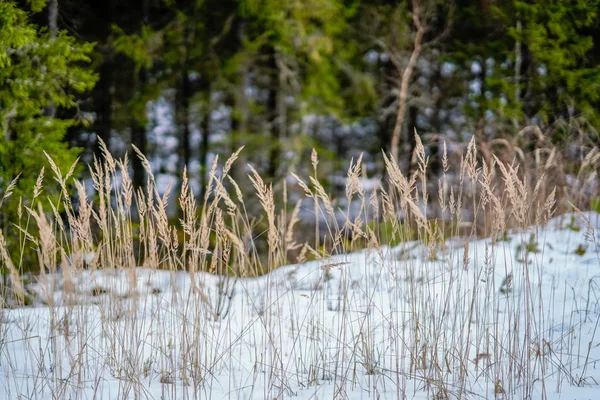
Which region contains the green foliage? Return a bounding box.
[566,215,581,232]
[26,0,47,13]
[369,218,407,247]
[591,198,600,215]
[499,272,513,295]
[0,0,97,270]
[499,230,512,242]
[514,0,600,128]
[516,233,540,263]
[452,0,600,138]
[575,244,587,256]
[238,0,370,129]
[111,24,164,126]
[112,25,160,73]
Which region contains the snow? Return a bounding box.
[470,61,482,75]
[1,213,600,399]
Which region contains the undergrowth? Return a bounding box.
[0,133,598,399]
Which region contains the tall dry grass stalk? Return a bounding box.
[0,133,598,399]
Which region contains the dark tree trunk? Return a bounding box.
[132,67,147,190]
[93,0,115,158]
[429,64,443,178]
[230,18,249,184]
[177,68,192,174]
[521,43,534,121]
[199,81,211,200]
[95,58,114,156]
[230,72,248,185]
[45,0,59,119]
[378,58,395,156]
[131,124,147,189]
[266,47,285,180]
[267,48,280,179]
[132,0,150,190]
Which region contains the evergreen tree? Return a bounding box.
[449,0,600,145]
[236,0,368,179]
[0,0,96,269]
[512,0,600,141]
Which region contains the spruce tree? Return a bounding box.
[0,0,96,270]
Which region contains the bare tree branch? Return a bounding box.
[390,0,426,161]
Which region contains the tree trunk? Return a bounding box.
[267,47,284,180]
[199,82,211,200]
[514,17,522,107]
[45,0,59,118]
[94,0,115,158]
[477,58,487,138]
[178,67,192,174]
[132,0,150,190]
[231,72,249,184]
[430,62,443,178]
[230,19,249,184]
[377,57,395,155]
[94,55,114,157]
[521,38,534,121]
[390,1,425,162]
[132,67,147,190]
[48,0,58,39]
[177,16,196,177]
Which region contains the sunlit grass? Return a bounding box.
[0,136,598,399]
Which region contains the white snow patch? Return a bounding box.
[2,212,600,399]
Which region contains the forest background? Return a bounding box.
[1,0,600,268]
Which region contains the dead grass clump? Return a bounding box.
[0,128,598,399]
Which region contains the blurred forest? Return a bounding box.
[1,0,600,214]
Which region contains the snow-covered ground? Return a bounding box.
[1,212,600,399]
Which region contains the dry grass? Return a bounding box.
[0,133,598,399]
